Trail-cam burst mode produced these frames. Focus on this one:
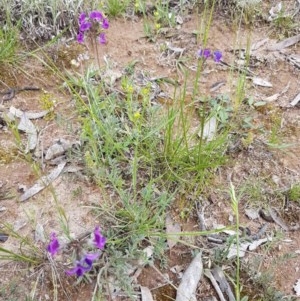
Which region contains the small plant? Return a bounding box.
[77,11,109,45]
[288,184,300,203]
[76,10,109,70]
[47,226,107,278]
[105,0,129,17]
[0,25,19,66]
[39,91,56,120]
[271,7,297,38]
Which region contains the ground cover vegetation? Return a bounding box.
[0,0,300,300]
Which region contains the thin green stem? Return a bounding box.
[230,182,241,301]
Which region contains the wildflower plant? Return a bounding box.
[77,11,109,45]
[76,11,109,69]
[47,226,107,278]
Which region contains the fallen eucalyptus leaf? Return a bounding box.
[211,267,236,301]
[200,116,217,141]
[251,38,269,51]
[204,269,227,301]
[290,92,300,107]
[262,93,280,102]
[35,223,46,243]
[140,286,154,301]
[20,162,66,202]
[18,113,37,152]
[245,208,260,220]
[248,237,272,251]
[252,77,272,87]
[227,242,251,259]
[45,138,75,160]
[13,220,27,231]
[268,34,300,51]
[166,213,181,249]
[176,252,203,301]
[166,42,185,56]
[9,106,49,119]
[254,101,267,107]
[268,208,289,231]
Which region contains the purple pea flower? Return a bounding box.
[102,18,109,29]
[65,253,99,277]
[80,21,91,32]
[79,12,86,25]
[84,252,100,268]
[93,226,106,249]
[66,262,91,277]
[90,11,103,21]
[98,33,107,45]
[77,32,84,44]
[213,50,222,63]
[197,48,211,59]
[47,232,59,256]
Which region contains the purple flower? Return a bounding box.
[98,33,107,45]
[47,232,59,256]
[213,50,222,63]
[90,11,103,21]
[93,226,106,249]
[65,253,99,277]
[79,13,86,25]
[84,252,100,267]
[66,262,91,277]
[102,18,109,29]
[80,21,91,32]
[77,32,84,43]
[197,48,211,59]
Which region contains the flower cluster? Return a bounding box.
[77,11,109,45]
[197,48,223,63]
[47,226,107,277]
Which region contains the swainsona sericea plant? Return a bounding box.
[197,48,223,63]
[47,226,107,277]
[77,11,109,45]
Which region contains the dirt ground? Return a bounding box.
[0,3,300,301]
